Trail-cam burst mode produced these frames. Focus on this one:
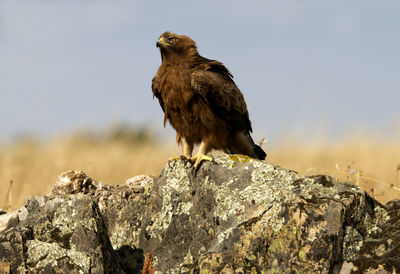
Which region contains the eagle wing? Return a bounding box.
[152,73,169,127]
[151,74,164,112]
[191,61,253,133]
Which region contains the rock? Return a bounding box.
[126,174,154,193]
[0,154,399,273]
[52,170,98,195]
[0,172,150,273]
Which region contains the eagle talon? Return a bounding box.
[168,155,188,162]
[190,154,213,170]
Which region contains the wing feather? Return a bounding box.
[152,73,169,127]
[191,61,253,133]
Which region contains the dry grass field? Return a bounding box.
[1,128,399,211]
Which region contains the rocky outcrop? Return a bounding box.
[0,154,399,273]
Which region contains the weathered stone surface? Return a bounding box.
[0,154,399,273]
[52,170,97,195]
[0,171,149,273]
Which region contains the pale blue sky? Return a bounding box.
[1,0,399,142]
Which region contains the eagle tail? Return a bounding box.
[253,144,266,160]
[232,132,267,160]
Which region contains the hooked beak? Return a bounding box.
[156,37,167,48]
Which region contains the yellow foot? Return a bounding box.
[190,154,213,169]
[168,155,189,162]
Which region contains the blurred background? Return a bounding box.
[1,0,399,210]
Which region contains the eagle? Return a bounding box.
[152,31,266,168]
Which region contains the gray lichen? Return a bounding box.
[343,226,363,261]
[25,240,91,273]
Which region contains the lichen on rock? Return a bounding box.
[0,153,399,273]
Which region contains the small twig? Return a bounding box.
[2,180,13,210]
[258,137,267,147]
[142,252,155,274]
[327,168,400,193]
[358,174,400,192]
[307,164,400,194]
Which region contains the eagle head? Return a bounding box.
[156,31,197,57]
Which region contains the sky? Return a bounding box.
[1,0,399,143]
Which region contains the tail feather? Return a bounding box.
[232,132,267,160]
[253,144,266,160]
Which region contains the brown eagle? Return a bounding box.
[152,31,266,167]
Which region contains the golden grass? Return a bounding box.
[0,134,177,211]
[268,136,400,204]
[1,132,399,211]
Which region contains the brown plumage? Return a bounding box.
[152,31,266,163]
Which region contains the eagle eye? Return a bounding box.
[167,36,177,43]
